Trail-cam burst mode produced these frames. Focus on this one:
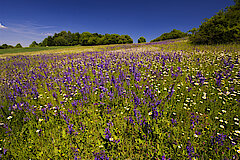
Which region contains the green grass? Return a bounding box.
[0,46,73,54]
[0,45,110,58]
[0,40,239,159]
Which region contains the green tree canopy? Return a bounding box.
[39,31,133,46]
[15,43,22,48]
[151,29,187,42]
[54,37,68,46]
[41,36,55,46]
[189,3,240,44]
[0,44,14,49]
[1,44,9,49]
[234,0,240,4]
[138,37,146,43]
[29,41,38,47]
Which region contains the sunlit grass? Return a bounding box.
[0,39,239,159]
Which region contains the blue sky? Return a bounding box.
[0,0,235,46]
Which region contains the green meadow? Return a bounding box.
[0,39,239,159]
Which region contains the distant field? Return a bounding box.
[0,39,185,58]
[0,46,68,54]
[0,45,108,58]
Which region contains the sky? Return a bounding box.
[0,0,235,47]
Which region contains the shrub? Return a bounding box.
[138,37,146,43]
[189,3,240,44]
[151,29,187,42]
[0,44,14,49]
[15,43,22,48]
[29,41,38,48]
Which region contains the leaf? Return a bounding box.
[99,129,105,139]
[54,147,58,155]
[37,151,44,158]
[62,129,66,138]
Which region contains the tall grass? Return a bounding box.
[0,40,239,159]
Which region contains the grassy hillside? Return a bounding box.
[0,46,67,54]
[0,45,110,58]
[0,40,240,159]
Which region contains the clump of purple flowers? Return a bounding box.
[211,133,227,146]
[93,150,110,160]
[125,116,135,125]
[68,124,75,135]
[190,113,199,130]
[186,142,197,160]
[162,153,171,160]
[103,127,111,141]
[171,118,177,127]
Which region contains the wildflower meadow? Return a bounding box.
[0,40,239,159]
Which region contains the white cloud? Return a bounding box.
[41,32,54,36]
[0,23,7,29]
[0,22,58,47]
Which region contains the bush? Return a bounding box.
[29,41,38,48]
[54,37,68,46]
[138,37,146,43]
[189,3,240,44]
[0,44,14,49]
[15,43,22,48]
[151,29,187,42]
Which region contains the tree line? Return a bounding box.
[0,43,22,49]
[29,31,133,47]
[189,1,240,44]
[150,29,188,42]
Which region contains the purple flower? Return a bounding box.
[190,113,199,129]
[186,142,195,159]
[133,108,141,124]
[103,127,111,140]
[52,92,57,99]
[3,148,7,154]
[93,150,109,160]
[171,118,177,127]
[68,124,75,135]
[152,106,159,120]
[211,133,227,146]
[126,116,135,125]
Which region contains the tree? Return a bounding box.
[87,37,98,46]
[1,44,14,49]
[107,34,119,44]
[54,37,68,46]
[71,32,80,46]
[189,3,240,44]
[118,35,127,44]
[138,37,146,43]
[151,29,187,42]
[234,0,240,4]
[1,44,9,49]
[15,43,22,48]
[39,31,133,46]
[188,28,198,36]
[42,36,55,46]
[29,41,38,47]
[124,35,133,44]
[79,32,92,45]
